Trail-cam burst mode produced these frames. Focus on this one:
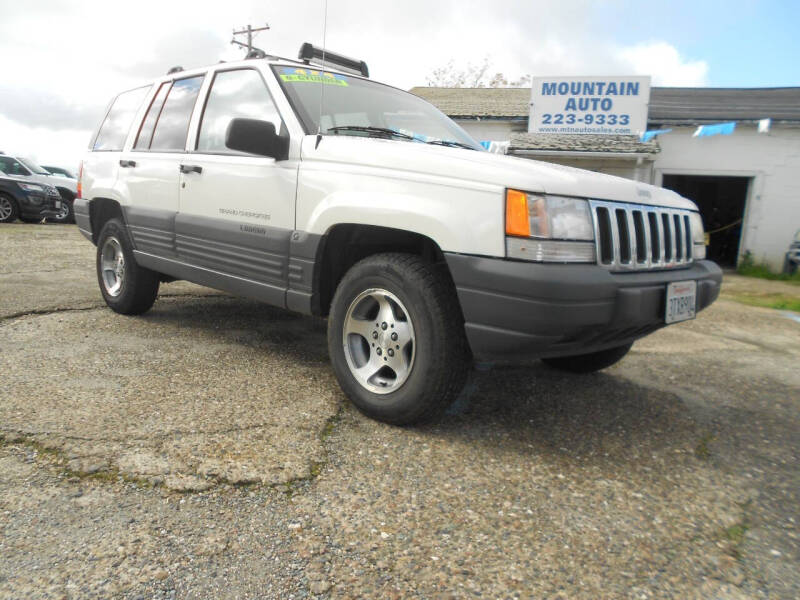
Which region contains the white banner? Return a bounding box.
[529,76,651,135]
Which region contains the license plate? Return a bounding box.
[54,200,61,208]
[665,280,697,324]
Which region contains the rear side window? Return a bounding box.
[134,82,170,150]
[93,86,150,151]
[196,69,283,153]
[148,76,204,151]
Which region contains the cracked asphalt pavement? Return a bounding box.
[1,224,798,599]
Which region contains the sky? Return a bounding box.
[0,0,797,169]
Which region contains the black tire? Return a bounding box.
[47,190,75,223]
[0,194,19,223]
[542,343,633,374]
[327,253,469,425]
[96,218,160,315]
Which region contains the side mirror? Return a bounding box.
[225,118,289,160]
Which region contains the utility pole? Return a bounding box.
[231,24,270,54]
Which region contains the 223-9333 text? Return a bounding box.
[541,113,631,125]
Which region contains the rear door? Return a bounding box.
[118,75,205,258]
[175,67,297,306]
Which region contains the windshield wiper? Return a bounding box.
[326,126,414,140]
[426,139,476,150]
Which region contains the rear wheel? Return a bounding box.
[0,194,18,223]
[96,218,160,315]
[542,343,632,374]
[327,253,469,425]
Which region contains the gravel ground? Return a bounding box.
[1,224,798,599]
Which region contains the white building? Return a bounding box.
[411,86,800,270]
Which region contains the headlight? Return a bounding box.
[688,212,706,260]
[505,189,595,262]
[45,186,61,197]
[18,182,44,192]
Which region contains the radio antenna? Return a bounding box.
[315,0,329,149]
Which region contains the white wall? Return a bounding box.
[653,125,800,271]
[454,119,520,141]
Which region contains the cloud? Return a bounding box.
[616,42,709,86]
[0,115,90,170]
[0,86,103,131]
[0,0,714,167]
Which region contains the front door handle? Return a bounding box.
[119,160,137,168]
[179,164,203,174]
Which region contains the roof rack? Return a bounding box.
[298,42,369,77]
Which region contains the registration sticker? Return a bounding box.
[279,67,348,86]
[665,280,697,324]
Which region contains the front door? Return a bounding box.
[175,67,297,307]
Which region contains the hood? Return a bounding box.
[1,171,76,194]
[302,135,696,211]
[36,173,77,193]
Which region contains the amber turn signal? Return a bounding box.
[505,189,530,237]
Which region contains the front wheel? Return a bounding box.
[327,253,469,425]
[0,194,19,223]
[542,343,632,374]
[47,190,75,223]
[96,218,160,315]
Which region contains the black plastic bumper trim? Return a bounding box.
[445,253,722,361]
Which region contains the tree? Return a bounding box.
[425,57,531,88]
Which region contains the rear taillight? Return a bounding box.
[77,160,83,198]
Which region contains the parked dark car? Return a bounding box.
[785,230,800,274]
[0,172,63,223]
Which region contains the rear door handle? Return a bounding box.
[179,164,202,174]
[119,160,137,168]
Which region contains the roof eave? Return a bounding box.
[510,149,658,159]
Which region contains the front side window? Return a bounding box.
[0,156,31,176]
[196,69,283,153]
[93,86,150,151]
[272,65,481,150]
[148,76,204,151]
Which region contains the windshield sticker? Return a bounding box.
[280,67,348,86]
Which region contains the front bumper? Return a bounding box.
[18,191,61,219]
[445,253,722,361]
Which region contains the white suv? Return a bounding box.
[75,44,721,424]
[0,152,77,223]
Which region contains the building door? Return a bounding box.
[661,175,750,267]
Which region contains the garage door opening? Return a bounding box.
[661,174,750,267]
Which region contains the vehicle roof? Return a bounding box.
[152,55,360,83]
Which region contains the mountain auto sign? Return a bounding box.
[529,76,651,135]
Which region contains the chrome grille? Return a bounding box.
[590,200,694,271]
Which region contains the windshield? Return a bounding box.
[273,66,482,150]
[17,157,51,175]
